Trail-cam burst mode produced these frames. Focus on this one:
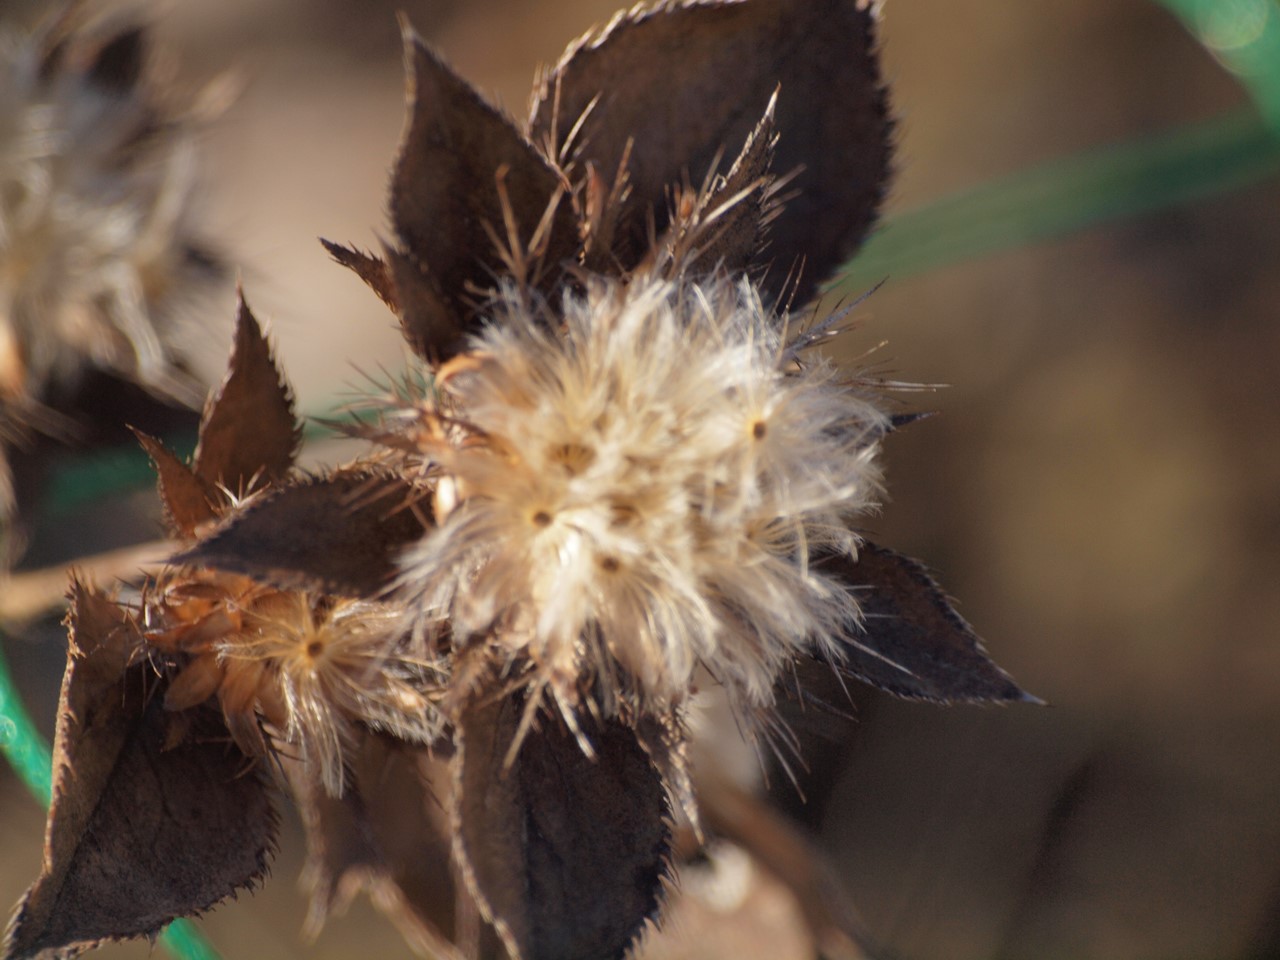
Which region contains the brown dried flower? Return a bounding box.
[6,4,1037,960]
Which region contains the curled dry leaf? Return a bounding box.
[293,729,461,959]
[453,693,671,960]
[3,583,276,960]
[175,470,427,596]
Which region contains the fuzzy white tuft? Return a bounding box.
[223,592,444,796]
[396,272,888,720]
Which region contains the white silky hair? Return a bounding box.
[397,270,888,723]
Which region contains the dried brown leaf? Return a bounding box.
[130,429,216,538]
[321,239,399,312]
[3,582,276,960]
[390,23,575,362]
[681,93,779,277]
[193,288,299,496]
[384,247,457,363]
[174,471,427,597]
[453,694,670,960]
[826,542,1038,703]
[529,0,891,302]
[293,731,461,958]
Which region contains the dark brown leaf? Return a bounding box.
[824,542,1038,703]
[529,0,892,302]
[193,288,299,496]
[4,582,275,960]
[384,247,457,363]
[130,429,216,538]
[389,23,575,362]
[320,239,399,312]
[680,93,780,278]
[174,471,427,596]
[292,731,461,958]
[453,694,670,960]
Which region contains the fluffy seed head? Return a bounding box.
[0,18,220,407]
[397,271,888,720]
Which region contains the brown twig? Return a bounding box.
[695,769,887,960]
[1,539,172,624]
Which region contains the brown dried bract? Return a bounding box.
[3,582,276,960]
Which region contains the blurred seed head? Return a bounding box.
[0,10,223,412]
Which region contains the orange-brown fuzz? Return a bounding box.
[146,570,294,751]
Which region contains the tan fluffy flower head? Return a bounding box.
[398,269,888,719]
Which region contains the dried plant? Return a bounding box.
[4,2,1036,960]
[0,9,223,556]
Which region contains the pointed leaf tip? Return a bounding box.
[828,542,1036,704]
[130,428,216,538]
[193,289,299,498]
[320,239,398,311]
[389,24,574,362]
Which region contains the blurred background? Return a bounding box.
[2,0,1279,958]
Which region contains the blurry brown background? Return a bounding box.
[2,1,1278,958]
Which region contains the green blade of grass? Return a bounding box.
[0,637,53,805]
[833,108,1280,293]
[0,639,224,960]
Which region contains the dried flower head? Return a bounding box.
[149,574,440,795]
[0,12,221,408]
[6,5,1038,960]
[399,270,888,721]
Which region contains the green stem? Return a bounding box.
[0,637,52,805]
[833,108,1280,292]
[0,638,224,960]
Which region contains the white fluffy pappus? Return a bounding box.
[397,271,889,720]
[218,592,445,796]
